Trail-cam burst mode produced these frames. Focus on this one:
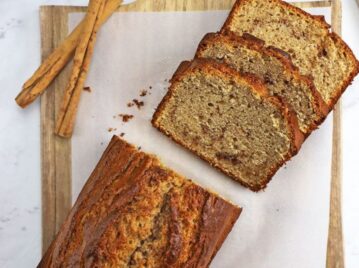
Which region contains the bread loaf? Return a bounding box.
[152,59,304,191]
[38,136,241,267]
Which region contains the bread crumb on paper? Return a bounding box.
[83,86,92,92]
[127,99,145,109]
[119,114,134,122]
[132,99,144,109]
[140,90,148,97]
[108,127,117,132]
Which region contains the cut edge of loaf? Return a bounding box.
[195,31,330,135]
[327,32,359,107]
[221,0,359,110]
[152,59,304,191]
[39,135,242,267]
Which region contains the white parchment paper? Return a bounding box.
[70,7,332,268]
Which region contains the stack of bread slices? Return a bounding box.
[152,0,359,191]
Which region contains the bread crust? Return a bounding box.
[221,0,359,111]
[38,136,241,267]
[195,31,329,137]
[152,59,304,191]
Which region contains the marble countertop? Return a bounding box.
[0,0,358,267]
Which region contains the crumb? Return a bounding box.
[276,209,279,212]
[138,146,142,150]
[164,79,168,82]
[149,86,152,89]
[140,90,148,97]
[120,133,125,137]
[83,86,92,92]
[284,166,287,170]
[101,142,104,145]
[127,99,145,109]
[108,128,117,132]
[132,99,144,109]
[113,115,116,119]
[21,226,26,231]
[119,114,134,122]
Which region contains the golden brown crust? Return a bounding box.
[195,31,329,136]
[169,60,192,83]
[221,0,359,112]
[38,136,241,267]
[152,59,304,191]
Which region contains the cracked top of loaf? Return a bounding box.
[38,136,241,268]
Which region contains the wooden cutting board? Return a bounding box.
[39,1,343,267]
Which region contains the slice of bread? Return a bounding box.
[222,0,359,109]
[152,59,304,191]
[196,32,328,135]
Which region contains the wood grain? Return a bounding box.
[40,6,72,254]
[40,1,344,263]
[327,1,345,267]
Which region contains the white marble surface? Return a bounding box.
[0,0,358,267]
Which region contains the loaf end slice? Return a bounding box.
[152,59,304,191]
[38,136,241,268]
[196,32,329,135]
[222,0,359,109]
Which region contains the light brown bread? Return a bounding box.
[38,136,241,268]
[152,59,304,191]
[196,32,328,135]
[222,0,359,109]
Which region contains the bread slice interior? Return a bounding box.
[196,32,328,134]
[153,59,303,191]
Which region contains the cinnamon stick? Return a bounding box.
[55,0,105,138]
[15,0,122,108]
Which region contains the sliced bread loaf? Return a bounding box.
[222,0,359,108]
[39,136,241,267]
[196,32,328,135]
[152,59,304,191]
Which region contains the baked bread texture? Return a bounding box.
[222,0,359,109]
[152,59,304,191]
[38,136,241,267]
[196,32,328,135]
